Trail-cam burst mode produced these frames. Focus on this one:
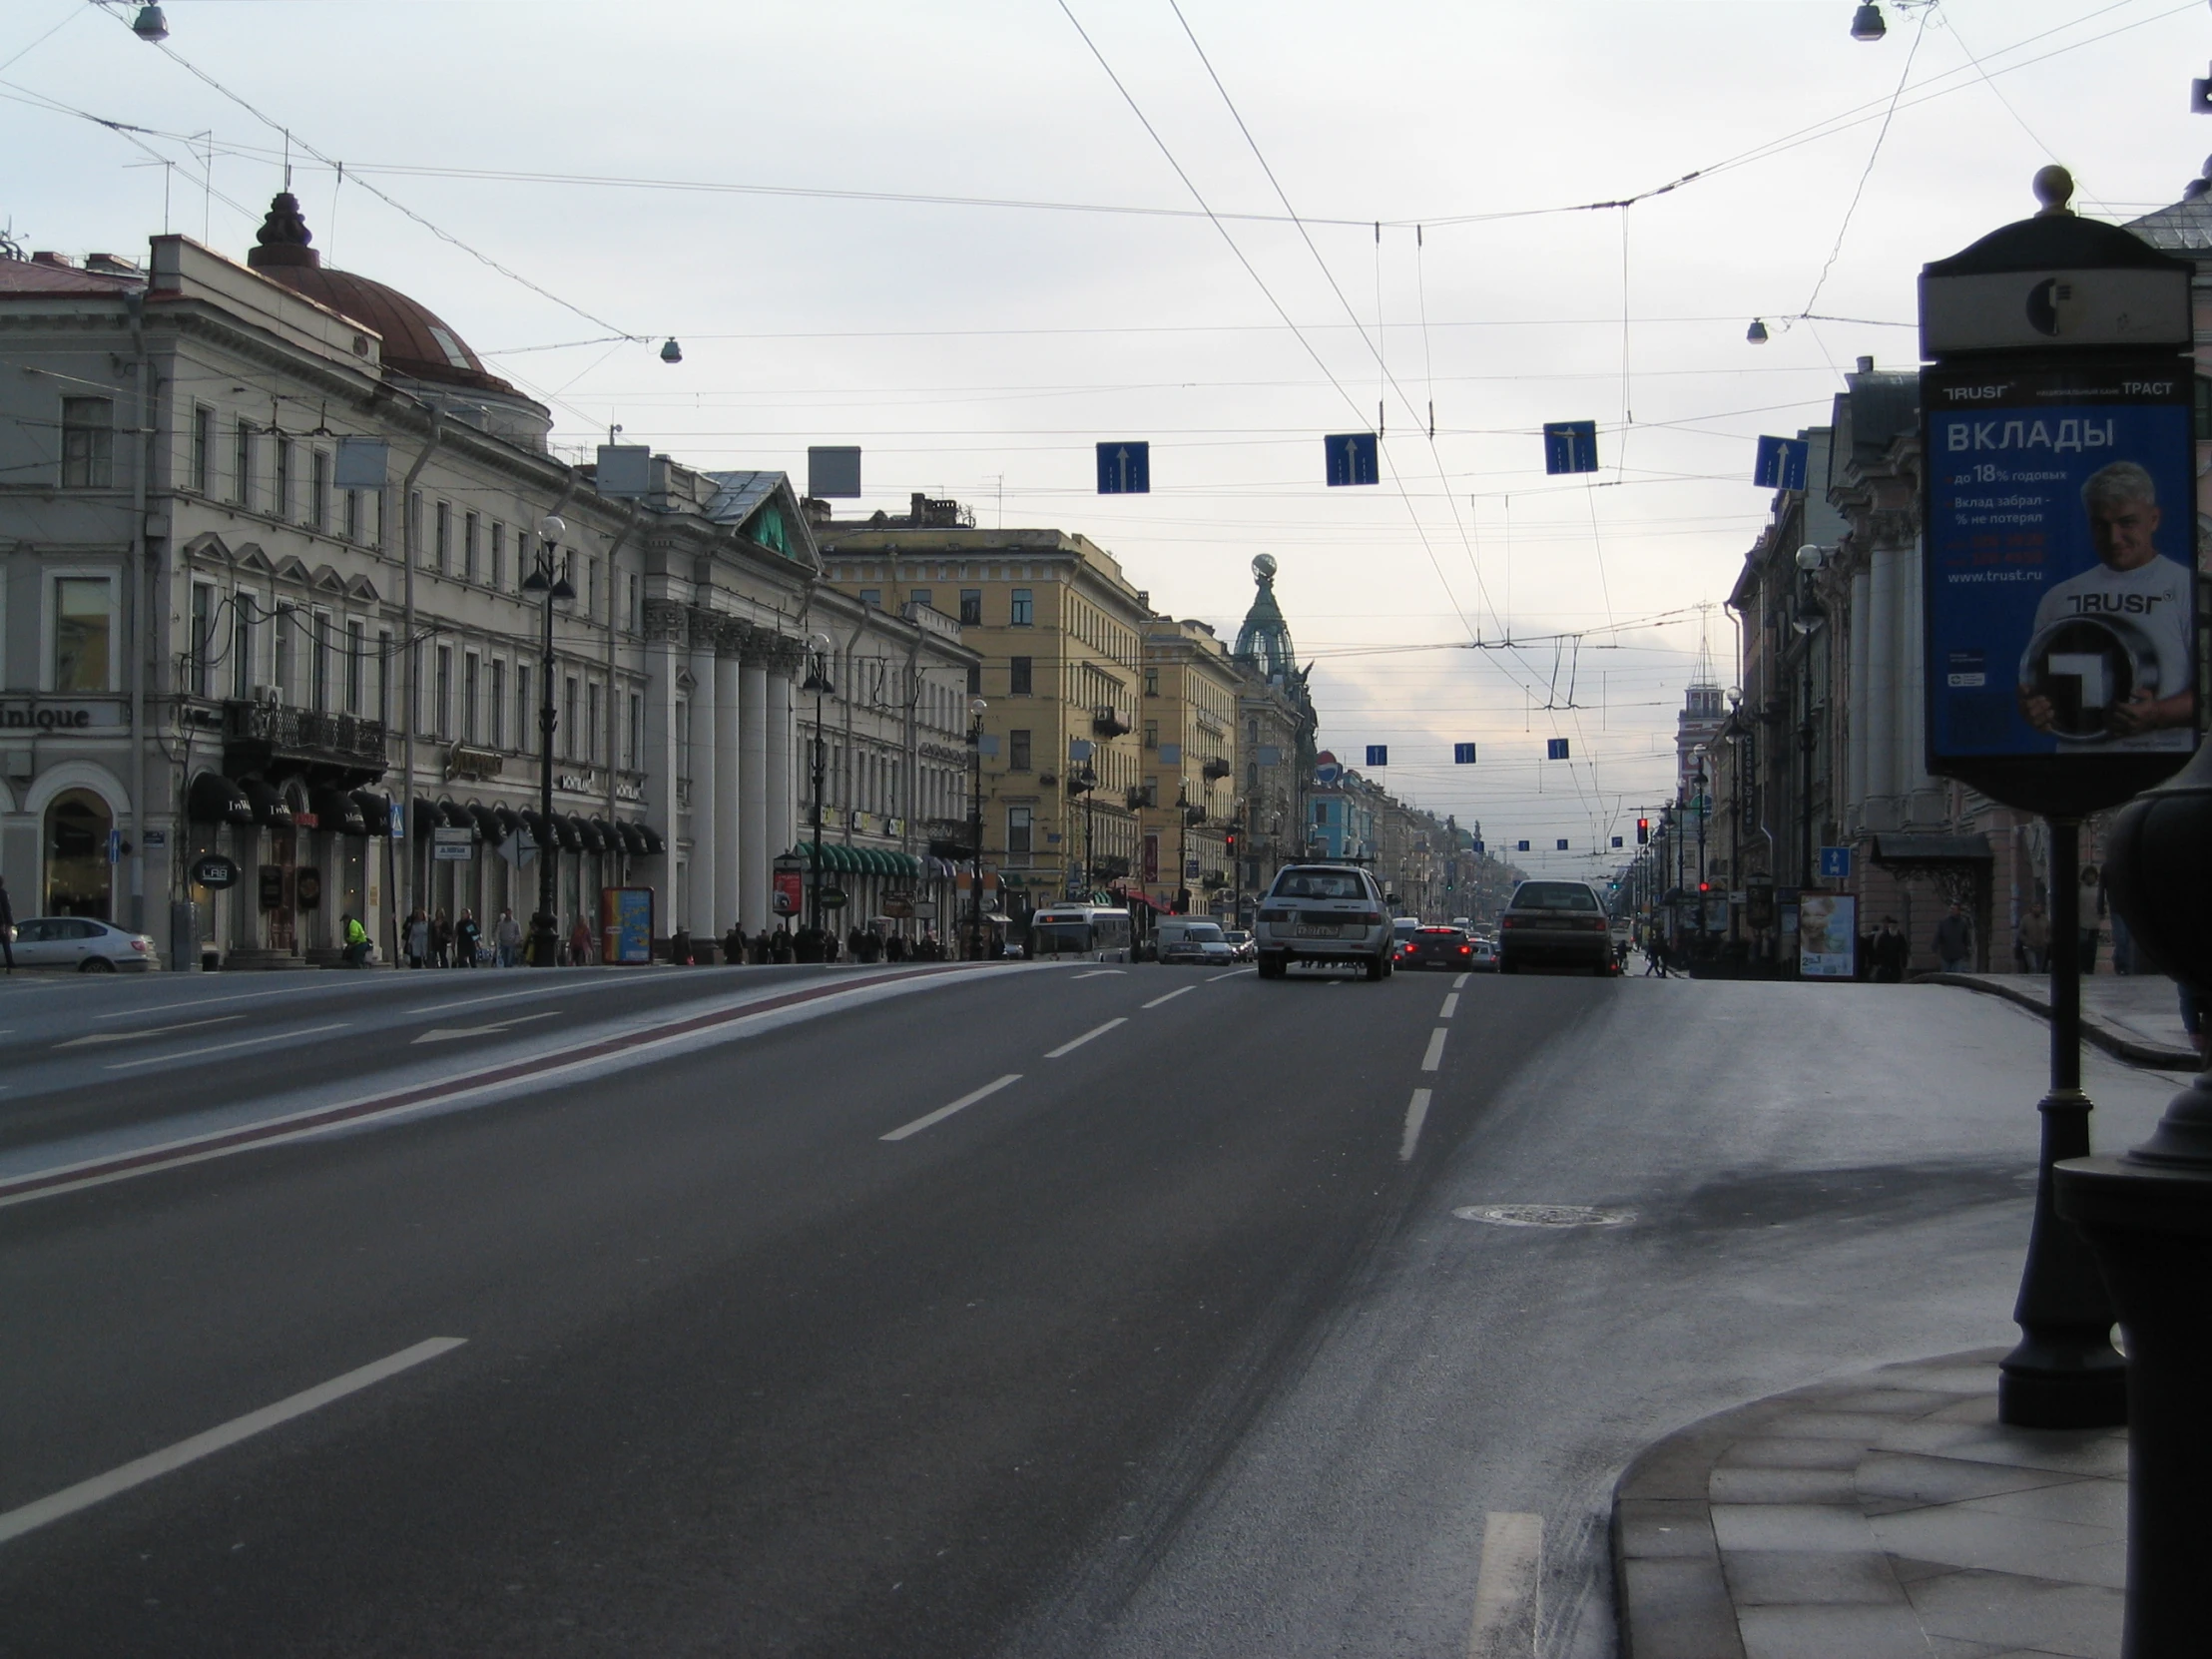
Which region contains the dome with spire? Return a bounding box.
[1233,553,1299,688]
[245,192,518,397]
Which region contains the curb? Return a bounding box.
[1918,972,2198,1069]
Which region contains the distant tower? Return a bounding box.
[1677,605,1726,797]
[1234,554,1297,687]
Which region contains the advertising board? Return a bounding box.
[599,886,655,965]
[1799,893,1857,979]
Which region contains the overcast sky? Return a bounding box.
[5,0,2206,873]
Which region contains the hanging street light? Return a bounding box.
[660,338,683,364]
[1746,317,1770,344]
[1850,3,1887,42]
[131,6,169,42]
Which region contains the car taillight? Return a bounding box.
[1356,909,1383,924]
[1458,945,1471,955]
[1500,916,1521,928]
[131,939,150,951]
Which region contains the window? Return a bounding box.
[627,574,640,633]
[585,556,597,620]
[491,522,506,591]
[586,682,601,764]
[459,653,479,743]
[435,644,452,739]
[274,603,294,701]
[189,583,215,697]
[1008,807,1033,855]
[911,588,931,610]
[1010,656,1033,695]
[1143,776,1159,808]
[1143,720,1158,751]
[190,406,214,494]
[628,691,642,770]
[309,449,328,531]
[52,577,112,692]
[434,501,451,575]
[374,629,391,724]
[309,610,330,712]
[564,676,579,761]
[234,596,258,699]
[344,488,360,543]
[464,513,479,584]
[517,665,533,756]
[233,420,254,505]
[274,436,292,521]
[966,665,981,696]
[959,589,982,625]
[490,660,506,748]
[859,589,881,610]
[1010,588,1033,626]
[346,620,364,713]
[1009,729,1031,771]
[1145,668,1159,697]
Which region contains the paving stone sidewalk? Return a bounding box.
[1612,1349,2125,1659]
[1926,972,2198,1069]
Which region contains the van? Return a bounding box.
[1154,915,1235,965]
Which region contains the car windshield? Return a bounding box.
[1273,870,1365,900]
[1183,923,1225,942]
[1512,881,1599,911]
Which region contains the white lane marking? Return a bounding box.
[1453,972,1470,989]
[104,1022,350,1071]
[1207,968,1251,982]
[1071,970,1126,979]
[1398,1088,1432,1163]
[411,1011,560,1045]
[1142,985,1195,1009]
[1044,1017,1127,1059]
[1420,1027,1448,1072]
[57,1014,244,1048]
[1438,993,1459,1020]
[92,982,361,1019]
[1466,1511,1543,1659]
[417,985,584,1014]
[0,1338,467,1547]
[880,1073,1022,1141]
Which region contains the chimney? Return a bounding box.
[83,253,141,276]
[29,252,72,268]
[1856,354,1875,374]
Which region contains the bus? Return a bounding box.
[1026,905,1134,962]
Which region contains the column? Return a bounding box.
[741,644,772,934]
[766,661,794,889]
[687,616,719,940]
[641,600,688,940]
[714,620,744,935]
[1847,565,1872,821]
[1865,545,1897,811]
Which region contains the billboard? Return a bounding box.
[1799,893,1857,979]
[600,886,655,965]
[1924,363,2197,767]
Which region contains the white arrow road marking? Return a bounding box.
[106,1023,350,1071]
[411,1010,561,1045]
[880,1074,1022,1142]
[0,1338,467,1547]
[1466,1512,1543,1658]
[58,1014,244,1048]
[1399,1088,1432,1163]
[1421,1028,1448,1072]
[1044,1017,1126,1059]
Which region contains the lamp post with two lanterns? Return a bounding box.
[521,514,575,967]
[803,633,833,938]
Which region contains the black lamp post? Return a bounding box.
[1070,762,1098,902]
[521,514,574,967]
[803,633,832,937]
[966,696,987,959]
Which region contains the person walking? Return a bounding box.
[568,916,595,967]
[454,908,482,968]
[430,907,452,969]
[340,911,370,968]
[2017,902,2050,975]
[723,921,747,966]
[1872,916,1908,983]
[1935,902,1973,974]
[0,873,15,973]
[494,907,522,968]
[406,907,430,969]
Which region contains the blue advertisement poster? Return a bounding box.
[1925,365,2197,763]
[601,885,656,965]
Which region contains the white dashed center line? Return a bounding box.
[1438,993,1459,1019]
[1453,972,1470,989]
[105,1022,350,1071]
[1044,1018,1126,1059]
[1420,1027,1448,1072]
[1398,1088,1432,1162]
[1142,985,1195,1009]
[880,1074,1022,1142]
[1467,1512,1543,1658]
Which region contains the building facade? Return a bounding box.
[1135,617,1238,914]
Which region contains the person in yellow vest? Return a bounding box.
[340,912,370,968]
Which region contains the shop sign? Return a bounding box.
[819,886,848,910]
[432,827,474,862]
[912,900,937,920]
[191,852,240,889]
[295,868,323,911]
[600,885,655,965]
[143,828,167,850]
[0,700,123,731]
[258,864,284,912]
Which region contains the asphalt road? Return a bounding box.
[0,958,2184,1656]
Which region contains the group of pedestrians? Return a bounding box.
[703,922,947,966]
[399,906,596,968]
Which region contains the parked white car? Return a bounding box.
[9,916,161,971]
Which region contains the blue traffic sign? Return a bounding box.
[1096,441,1150,494]
[1546,738,1570,760]
[1453,742,1477,764]
[1542,420,1599,475]
[1753,433,1810,491]
[1516,839,1531,851]
[1470,839,1484,853]
[1611,835,1624,848]
[1326,432,1380,486]
[1556,838,1570,850]
[1818,845,1852,880]
[1366,744,1387,767]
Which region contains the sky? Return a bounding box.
[4,0,2208,876]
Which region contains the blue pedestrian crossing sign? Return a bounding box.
[1326,432,1380,486]
[1542,420,1599,475]
[1546,738,1570,760]
[1096,441,1150,494]
[1819,845,1852,880]
[1453,742,1477,764]
[1516,839,1531,851]
[1366,744,1387,767]
[1753,433,1810,491]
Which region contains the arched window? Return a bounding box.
[45,788,114,919]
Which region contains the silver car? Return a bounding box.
[10,916,161,971]
[1254,864,1393,980]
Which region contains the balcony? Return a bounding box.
[223,700,387,787]
[1092,705,1134,738]
[1202,756,1233,782]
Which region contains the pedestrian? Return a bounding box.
[723,921,746,965]
[454,908,482,967]
[430,907,452,969]
[495,907,522,968]
[406,907,430,969]
[1935,902,1973,974]
[341,910,370,968]
[568,916,595,966]
[0,873,14,973]
[2017,902,2049,975]
[886,931,907,962]
[2080,866,2105,974]
[1872,916,1908,983]
[770,927,793,964]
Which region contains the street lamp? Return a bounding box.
[1849,3,1887,42]
[521,514,574,966]
[803,633,833,938]
[1069,762,1098,901]
[966,696,987,959]
[131,5,169,42]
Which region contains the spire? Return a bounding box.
[1233,553,1298,688]
[247,191,318,270]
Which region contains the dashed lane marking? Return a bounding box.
[1420,1027,1448,1072]
[91,982,363,1019]
[1207,968,1251,981]
[1466,1511,1542,1658]
[1453,972,1470,988]
[880,1074,1022,1141]
[0,1338,467,1548]
[1438,992,1459,1019]
[1142,985,1195,1009]
[57,1014,244,1048]
[1071,970,1126,979]
[103,1023,351,1071]
[1398,1088,1432,1163]
[1044,1017,1127,1059]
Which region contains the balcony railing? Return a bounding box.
[1092,705,1134,738]
[223,700,387,784]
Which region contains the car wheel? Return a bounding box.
[79,956,117,973]
[1363,953,1384,982]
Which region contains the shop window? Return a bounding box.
[45,790,114,919]
[52,576,113,692]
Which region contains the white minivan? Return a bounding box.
[1154,916,1236,966]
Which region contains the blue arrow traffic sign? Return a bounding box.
[1096,441,1150,494]
[1325,432,1380,486]
[1366,744,1388,767]
[1546,738,1570,760]
[1541,420,1599,475]
[1517,839,1531,851]
[1819,845,1853,880]
[1753,433,1810,491]
[1453,742,1477,764]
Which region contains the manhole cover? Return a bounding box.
[1455,1203,1637,1229]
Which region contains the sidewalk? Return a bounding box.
[1612,1349,2124,1659]
[1926,971,2198,1069]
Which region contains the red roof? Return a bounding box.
[0,256,142,295]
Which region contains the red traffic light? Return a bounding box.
[1636,818,1650,845]
[1698,881,1710,893]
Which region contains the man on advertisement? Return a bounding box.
[2016,460,2195,751]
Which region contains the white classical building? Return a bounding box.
[0,194,968,964]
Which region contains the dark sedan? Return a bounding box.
[1497,879,1618,975]
[1395,925,1475,971]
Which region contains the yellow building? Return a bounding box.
[1136,619,1240,913]
[815,499,1152,915]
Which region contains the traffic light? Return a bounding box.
[1698,881,1710,893]
[1636,818,1650,844]
[1225,830,1238,857]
